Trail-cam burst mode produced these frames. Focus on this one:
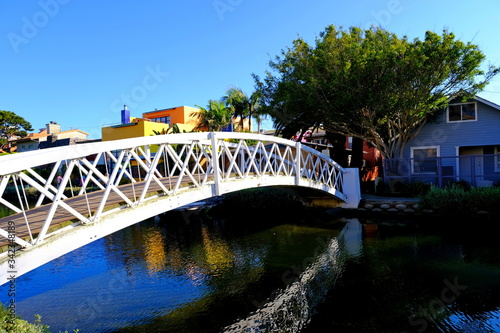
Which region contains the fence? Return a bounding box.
[383,154,500,188]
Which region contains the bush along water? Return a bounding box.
[419,184,500,218]
[1,303,79,333]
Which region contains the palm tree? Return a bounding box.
[223,87,248,131]
[223,87,262,132]
[193,100,232,132]
[248,90,263,133]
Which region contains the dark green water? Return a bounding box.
[1,209,500,332]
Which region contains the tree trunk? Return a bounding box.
[325,131,348,168]
[350,137,364,168]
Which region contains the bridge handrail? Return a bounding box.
[0,132,345,175]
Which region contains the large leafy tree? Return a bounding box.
[193,100,232,132]
[254,26,499,159]
[0,110,33,150]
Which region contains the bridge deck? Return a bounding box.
[0,175,204,250]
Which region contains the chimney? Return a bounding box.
[121,105,130,124]
[46,121,61,134]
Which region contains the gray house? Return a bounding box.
[384,96,500,187]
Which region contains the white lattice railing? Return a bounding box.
[0,132,347,250]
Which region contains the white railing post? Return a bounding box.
[295,142,301,185]
[210,132,221,196]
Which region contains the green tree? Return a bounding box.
[0,110,33,150]
[193,100,232,132]
[248,90,264,133]
[223,87,248,131]
[254,26,499,159]
[223,87,263,132]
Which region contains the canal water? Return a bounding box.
[2,207,500,332]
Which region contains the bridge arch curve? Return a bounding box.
[0,132,360,284]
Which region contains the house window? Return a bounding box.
[411,146,439,174]
[447,102,477,122]
[152,116,170,125]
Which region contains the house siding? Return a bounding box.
[404,100,500,159]
[387,98,500,186]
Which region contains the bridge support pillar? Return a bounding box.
[342,168,361,209]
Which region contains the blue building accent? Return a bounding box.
[121,105,130,125]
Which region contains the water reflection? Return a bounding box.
[3,213,500,332]
[223,218,362,333]
[200,225,235,275]
[142,227,168,275]
[303,220,500,333]
[445,308,500,332]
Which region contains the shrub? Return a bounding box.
[0,304,48,333]
[445,180,471,191]
[0,304,79,333]
[390,180,431,197]
[419,185,500,217]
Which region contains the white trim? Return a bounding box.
[475,96,500,111]
[410,146,440,174]
[446,101,478,123]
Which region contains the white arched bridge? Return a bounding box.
[0,132,360,285]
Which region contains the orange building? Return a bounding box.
[142,106,203,133]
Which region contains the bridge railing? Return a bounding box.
[0,132,346,250]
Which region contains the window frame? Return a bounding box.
[446,102,478,123]
[152,116,171,125]
[410,146,440,174]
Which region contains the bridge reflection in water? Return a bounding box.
[222,219,362,333]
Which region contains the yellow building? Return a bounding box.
[101,105,202,141]
[101,117,168,141]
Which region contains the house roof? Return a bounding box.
[474,95,500,111]
[143,106,199,115]
[25,129,48,139]
[57,129,90,136]
[10,128,89,143]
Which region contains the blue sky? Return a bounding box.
[1,0,500,139]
